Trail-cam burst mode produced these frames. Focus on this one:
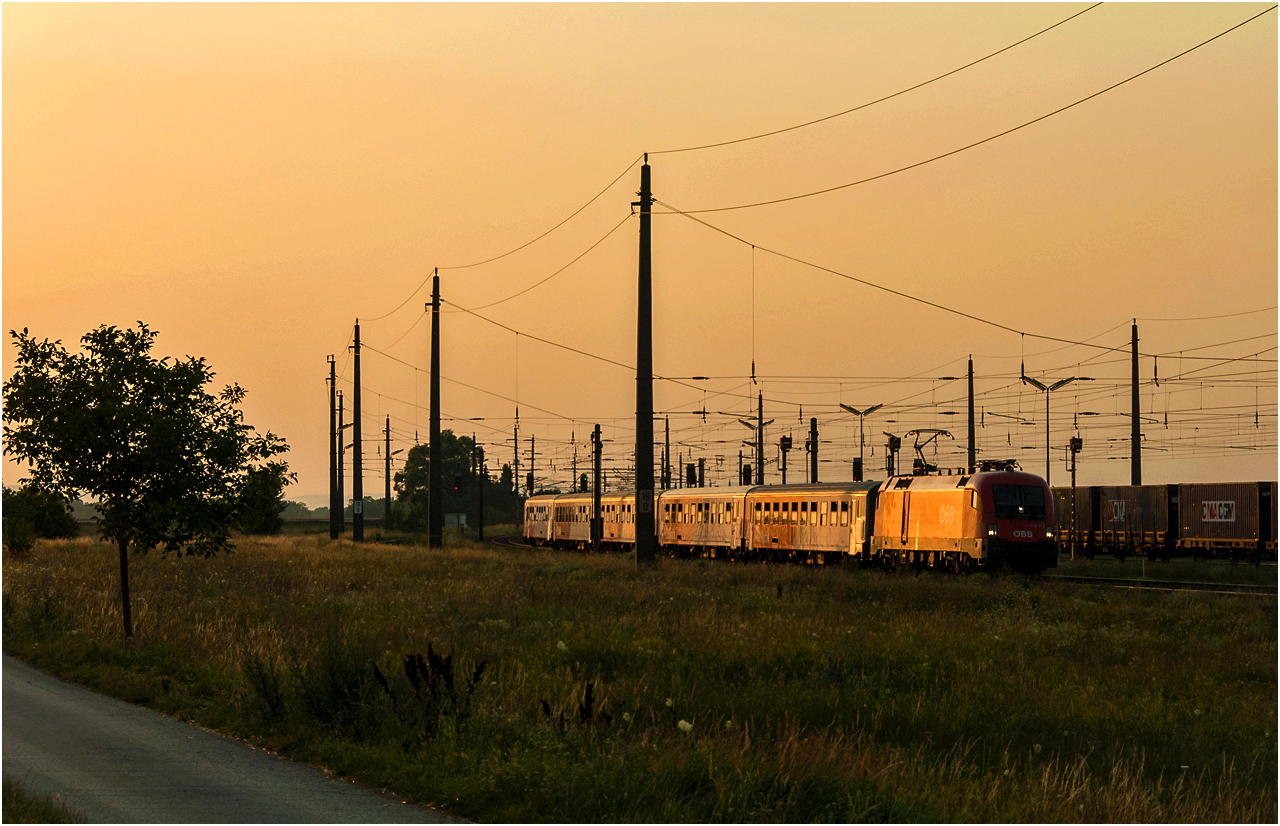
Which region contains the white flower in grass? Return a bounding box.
[557,641,567,652]
[724,720,733,730]
[623,712,632,723]
[665,697,673,707]
[678,720,693,733]
[1033,744,1042,755]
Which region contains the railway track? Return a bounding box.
[491,535,1276,595]
[1042,574,1277,597]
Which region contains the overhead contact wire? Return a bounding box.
[439,155,644,271]
[446,212,635,313]
[667,5,1277,214]
[651,2,1103,155]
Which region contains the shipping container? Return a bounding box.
[1177,482,1269,560]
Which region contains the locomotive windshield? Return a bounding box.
[991,485,1047,521]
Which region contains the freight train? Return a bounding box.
[524,463,1058,573]
[1051,481,1277,562]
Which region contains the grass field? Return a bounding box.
[2,779,80,823]
[3,534,1275,822]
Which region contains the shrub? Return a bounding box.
[2,483,78,541]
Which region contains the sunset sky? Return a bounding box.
[4,3,1276,506]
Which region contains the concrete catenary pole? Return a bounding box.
[328,355,339,539]
[1131,321,1141,485]
[968,356,976,470]
[384,416,392,530]
[352,320,363,542]
[633,156,656,565]
[337,391,345,531]
[809,417,818,484]
[429,271,443,548]
[592,424,602,551]
[477,446,485,542]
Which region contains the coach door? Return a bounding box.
[900,492,911,546]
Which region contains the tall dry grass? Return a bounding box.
[3,534,1274,822]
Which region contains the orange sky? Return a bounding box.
[4,3,1276,504]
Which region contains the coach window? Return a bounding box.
[841,501,850,526]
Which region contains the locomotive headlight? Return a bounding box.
[986,524,998,537]
[1045,528,1054,539]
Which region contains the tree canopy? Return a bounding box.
[394,431,523,530]
[2,323,290,636]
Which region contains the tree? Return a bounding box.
[394,434,524,531]
[2,482,79,550]
[238,463,295,535]
[2,323,289,638]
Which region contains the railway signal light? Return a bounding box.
[851,457,863,482]
[580,473,589,493]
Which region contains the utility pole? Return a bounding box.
[328,355,338,540]
[1131,321,1141,485]
[383,417,402,531]
[968,356,976,470]
[477,446,485,542]
[1069,436,1082,560]
[779,435,792,484]
[698,457,705,488]
[529,434,536,495]
[592,424,602,551]
[738,450,745,485]
[808,417,818,483]
[337,391,346,530]
[429,270,442,548]
[633,156,656,565]
[384,416,391,530]
[664,416,670,490]
[513,408,520,496]
[352,320,363,542]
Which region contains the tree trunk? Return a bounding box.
[118,538,133,638]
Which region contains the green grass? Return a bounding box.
[1053,554,1277,587]
[3,535,1274,822]
[2,779,81,823]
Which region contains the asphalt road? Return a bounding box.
[2,655,457,823]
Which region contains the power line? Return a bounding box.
[439,156,643,271]
[664,5,1277,214]
[651,3,1103,155]
[656,196,1280,363]
[1139,306,1277,322]
[444,212,634,313]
